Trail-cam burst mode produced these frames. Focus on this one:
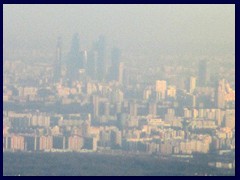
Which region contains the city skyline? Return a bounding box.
[3,4,235,176]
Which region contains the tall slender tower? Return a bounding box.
[215,79,226,109]
[53,37,62,82]
[155,80,167,100]
[118,62,124,85]
[110,47,121,81]
[95,35,106,81]
[186,76,196,93]
[80,50,88,69]
[92,95,99,119]
[67,33,81,81]
[87,50,98,80]
[148,102,157,116]
[130,101,138,117]
[198,60,209,87]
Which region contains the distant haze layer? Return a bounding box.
[3,4,235,56]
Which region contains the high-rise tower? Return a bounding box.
[92,95,99,119]
[186,76,196,93]
[118,62,124,85]
[198,60,209,87]
[95,35,106,81]
[87,50,98,80]
[53,37,62,82]
[155,80,167,100]
[110,47,121,81]
[215,79,226,109]
[67,33,81,81]
[80,50,88,69]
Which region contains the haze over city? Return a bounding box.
[4,4,234,55]
[3,4,235,176]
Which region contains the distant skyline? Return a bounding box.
[3,4,235,176]
[4,4,235,56]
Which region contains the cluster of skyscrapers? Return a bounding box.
[3,34,235,170]
[54,34,124,84]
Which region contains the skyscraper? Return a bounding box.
[95,35,106,81]
[104,102,110,117]
[53,37,62,82]
[92,95,99,119]
[118,62,124,85]
[67,33,81,81]
[110,47,121,81]
[155,80,167,100]
[87,50,98,80]
[215,79,226,109]
[198,60,209,87]
[130,101,138,117]
[187,76,196,93]
[80,50,88,69]
[148,102,157,116]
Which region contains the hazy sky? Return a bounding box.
[3,4,235,55]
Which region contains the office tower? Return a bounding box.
[224,109,235,129]
[187,76,196,93]
[130,101,138,117]
[95,35,106,81]
[110,47,121,81]
[67,33,81,81]
[215,79,226,109]
[122,68,130,86]
[198,60,209,87]
[80,50,88,69]
[148,102,157,116]
[118,62,124,84]
[167,86,176,99]
[155,80,167,100]
[117,113,128,130]
[186,94,196,107]
[87,50,98,80]
[53,37,62,82]
[92,95,99,119]
[104,102,110,117]
[143,88,152,100]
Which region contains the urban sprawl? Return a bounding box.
[3,34,235,170]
